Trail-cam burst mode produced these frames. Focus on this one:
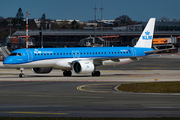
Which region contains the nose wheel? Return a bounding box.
[19,68,25,78]
[19,73,25,78]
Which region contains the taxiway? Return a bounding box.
[0,54,180,117]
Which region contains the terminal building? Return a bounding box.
[6,20,180,52]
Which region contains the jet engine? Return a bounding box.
[32,67,53,74]
[72,61,95,74]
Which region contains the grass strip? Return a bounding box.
[118,81,180,93]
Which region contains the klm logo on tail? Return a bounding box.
[142,31,152,40]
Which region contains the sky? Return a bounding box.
[0,0,180,22]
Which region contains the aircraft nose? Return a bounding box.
[3,57,13,65]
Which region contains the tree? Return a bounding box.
[29,19,38,30]
[159,17,169,22]
[114,15,132,26]
[0,19,8,27]
[71,20,77,26]
[0,16,4,21]
[40,13,46,21]
[16,8,24,20]
[71,20,78,29]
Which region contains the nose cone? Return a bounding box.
[3,57,13,66]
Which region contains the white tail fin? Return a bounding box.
[134,18,156,48]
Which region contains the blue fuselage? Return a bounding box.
[3,47,153,68]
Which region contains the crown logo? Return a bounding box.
[145,31,150,35]
[142,30,152,40]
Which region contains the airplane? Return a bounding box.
[4,18,161,78]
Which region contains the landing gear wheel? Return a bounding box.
[19,68,25,78]
[19,73,25,78]
[92,71,100,77]
[63,70,72,76]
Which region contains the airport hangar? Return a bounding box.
[7,21,180,52]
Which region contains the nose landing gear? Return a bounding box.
[19,68,25,78]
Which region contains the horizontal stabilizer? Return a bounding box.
[144,48,176,54]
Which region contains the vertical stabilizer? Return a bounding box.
[134,18,156,48]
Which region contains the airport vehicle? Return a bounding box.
[4,18,157,78]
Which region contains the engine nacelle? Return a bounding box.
[72,61,95,74]
[32,67,53,74]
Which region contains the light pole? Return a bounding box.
[26,11,30,48]
[100,3,104,37]
[8,20,13,37]
[93,3,97,38]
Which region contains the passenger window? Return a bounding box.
[54,53,56,55]
[57,53,59,55]
[50,53,52,55]
[41,53,43,55]
[44,53,46,55]
[47,53,49,55]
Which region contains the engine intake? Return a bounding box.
[32,67,53,74]
[72,61,95,74]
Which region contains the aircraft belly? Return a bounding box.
[103,58,133,65]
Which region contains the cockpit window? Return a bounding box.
[9,53,22,56]
[10,53,17,56]
[18,53,22,56]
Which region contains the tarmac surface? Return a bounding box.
[0,54,180,117]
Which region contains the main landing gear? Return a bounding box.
[19,68,25,78]
[63,70,72,76]
[92,71,100,77]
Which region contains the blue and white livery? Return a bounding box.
[3,18,156,77]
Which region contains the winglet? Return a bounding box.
[134,18,156,48]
